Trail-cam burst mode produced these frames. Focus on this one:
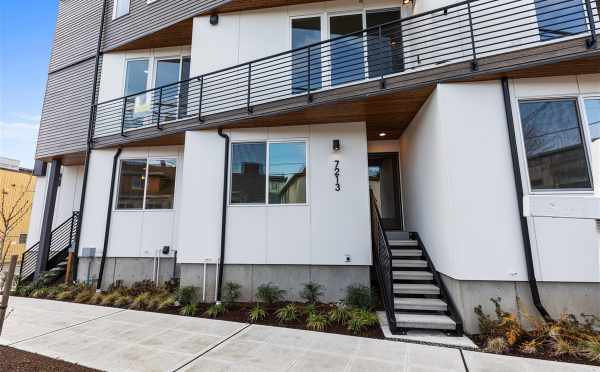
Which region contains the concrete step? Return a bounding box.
[391,249,421,257]
[393,270,433,281]
[395,313,456,330]
[392,259,428,268]
[394,297,447,311]
[388,240,418,247]
[386,231,411,240]
[394,283,440,295]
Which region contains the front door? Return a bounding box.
[368,152,402,230]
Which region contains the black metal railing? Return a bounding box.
[93,0,599,139]
[370,190,397,333]
[18,212,80,283]
[410,231,464,336]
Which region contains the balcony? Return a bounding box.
[93,0,600,146]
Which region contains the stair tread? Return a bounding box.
[393,270,433,278]
[395,313,456,330]
[391,249,421,257]
[388,240,418,246]
[394,283,439,290]
[394,298,447,310]
[392,259,428,268]
[395,297,447,305]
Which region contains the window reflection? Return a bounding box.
[124,59,150,129]
[231,143,266,204]
[366,9,403,78]
[117,159,146,209]
[145,159,177,209]
[519,99,592,190]
[292,17,322,94]
[269,142,307,204]
[585,99,600,141]
[330,14,365,86]
[534,0,587,41]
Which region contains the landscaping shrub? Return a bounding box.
[299,282,324,304]
[74,289,95,304]
[113,294,133,307]
[328,304,352,324]
[176,286,197,306]
[157,295,176,310]
[256,283,285,305]
[31,287,50,299]
[129,292,152,310]
[222,282,242,305]
[100,292,120,306]
[249,305,267,322]
[88,292,104,305]
[204,303,227,318]
[275,303,299,323]
[306,312,329,331]
[346,309,379,335]
[180,303,198,316]
[344,284,374,310]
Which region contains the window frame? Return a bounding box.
[112,0,130,20]
[581,95,600,142]
[228,139,309,207]
[115,156,178,211]
[515,96,595,194]
[123,58,151,97]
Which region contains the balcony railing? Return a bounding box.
[93,0,599,140]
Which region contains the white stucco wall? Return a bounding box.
[177,122,372,266]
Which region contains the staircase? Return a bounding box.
[18,212,79,284]
[370,192,463,335]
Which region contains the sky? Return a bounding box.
[0,1,58,169]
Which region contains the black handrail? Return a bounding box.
[18,212,80,284]
[370,190,397,333]
[409,231,464,336]
[93,0,599,139]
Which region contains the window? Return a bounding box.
[534,0,587,41]
[155,58,182,122]
[117,158,177,210]
[19,234,27,244]
[114,0,130,19]
[269,142,307,204]
[124,59,150,129]
[519,99,592,190]
[291,17,322,94]
[366,9,403,78]
[329,14,365,86]
[230,142,307,204]
[585,98,600,141]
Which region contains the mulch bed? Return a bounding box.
[0,346,101,372]
[472,335,600,367]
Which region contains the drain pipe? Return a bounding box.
[216,128,230,302]
[501,78,552,321]
[97,148,122,290]
[72,0,109,281]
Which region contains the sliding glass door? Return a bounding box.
[292,17,322,94]
[329,14,365,86]
[366,9,403,78]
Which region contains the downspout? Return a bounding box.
[97,148,122,290]
[501,78,552,321]
[72,0,109,281]
[216,128,230,302]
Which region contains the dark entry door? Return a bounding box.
[368,153,402,230]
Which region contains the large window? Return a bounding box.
[366,9,403,78]
[230,142,307,204]
[292,17,323,94]
[585,98,600,141]
[117,158,177,210]
[329,14,365,86]
[114,0,130,19]
[124,59,150,129]
[534,0,587,41]
[519,99,592,190]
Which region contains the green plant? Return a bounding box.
[485,337,508,354]
[328,304,352,324]
[303,303,317,316]
[74,290,95,304]
[346,309,378,335]
[100,292,120,306]
[344,284,374,310]
[204,303,227,318]
[180,303,198,316]
[157,296,176,310]
[578,335,600,362]
[306,312,329,332]
[31,287,50,299]
[256,283,286,305]
[88,292,104,305]
[249,305,267,322]
[55,290,75,301]
[551,337,576,357]
[146,295,164,311]
[176,286,197,306]
[519,339,541,355]
[129,292,152,310]
[275,304,299,323]
[299,282,324,304]
[113,295,133,307]
[15,284,35,297]
[222,282,242,305]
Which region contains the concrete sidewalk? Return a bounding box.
[1,297,597,372]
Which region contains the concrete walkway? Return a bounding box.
[1,297,597,372]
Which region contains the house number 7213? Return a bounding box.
[334,160,341,191]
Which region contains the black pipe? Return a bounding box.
[97,148,121,290]
[172,250,178,281]
[216,128,230,302]
[501,77,552,322]
[72,0,109,282]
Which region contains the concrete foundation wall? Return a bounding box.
[77,257,177,289]
[441,274,600,335]
[180,264,370,303]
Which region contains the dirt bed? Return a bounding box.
[0,346,101,372]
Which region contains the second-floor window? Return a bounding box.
[114,0,130,19]
[534,0,587,41]
[585,98,600,141]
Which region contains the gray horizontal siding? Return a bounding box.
[48,0,103,73]
[36,59,97,159]
[102,0,229,51]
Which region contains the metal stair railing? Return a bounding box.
[370,190,398,334]
[18,211,80,284]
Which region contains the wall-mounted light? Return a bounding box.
[403,0,413,4]
[210,14,219,26]
[379,132,387,137]
[332,139,341,151]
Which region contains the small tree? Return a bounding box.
[0,175,33,271]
